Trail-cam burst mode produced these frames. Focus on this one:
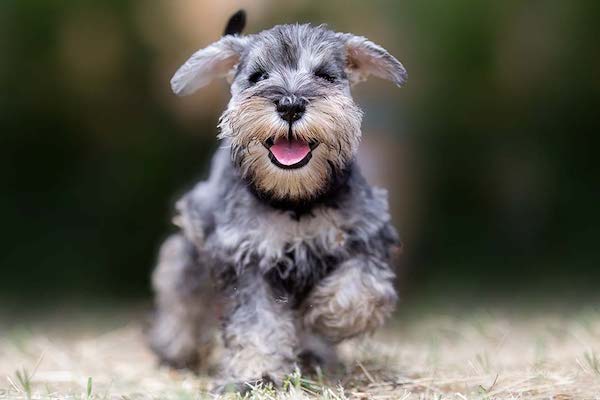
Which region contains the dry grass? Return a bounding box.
[2,307,600,399]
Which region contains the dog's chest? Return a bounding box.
[217,205,349,265]
[214,205,350,299]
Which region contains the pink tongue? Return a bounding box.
[269,138,311,166]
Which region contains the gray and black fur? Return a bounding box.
[148,10,406,393]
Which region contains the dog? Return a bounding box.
[148,10,406,392]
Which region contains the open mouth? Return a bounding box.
[265,137,319,169]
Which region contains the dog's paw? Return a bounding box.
[303,260,397,342]
[298,350,342,375]
[213,376,277,394]
[156,353,199,371]
[147,335,200,371]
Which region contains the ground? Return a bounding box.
[1,305,600,399]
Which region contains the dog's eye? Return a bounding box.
[248,70,269,85]
[314,69,336,83]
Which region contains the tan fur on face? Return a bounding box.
[219,95,362,201]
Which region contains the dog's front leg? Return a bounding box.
[216,269,298,393]
[302,256,397,343]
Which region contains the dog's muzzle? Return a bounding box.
[265,95,318,169]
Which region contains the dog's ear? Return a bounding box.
[171,11,249,96]
[339,34,407,87]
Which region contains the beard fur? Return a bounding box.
[218,94,362,201]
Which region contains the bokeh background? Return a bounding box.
[1,0,599,312]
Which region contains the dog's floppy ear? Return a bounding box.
[339,34,407,87]
[171,10,248,96]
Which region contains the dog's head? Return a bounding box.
[171,10,406,204]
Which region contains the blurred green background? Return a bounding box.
[1,0,599,309]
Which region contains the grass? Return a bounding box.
[2,306,600,399]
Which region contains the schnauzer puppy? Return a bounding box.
[148,10,406,391]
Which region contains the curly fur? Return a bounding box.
[302,256,397,342]
[148,15,406,392]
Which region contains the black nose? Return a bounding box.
[276,96,307,123]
